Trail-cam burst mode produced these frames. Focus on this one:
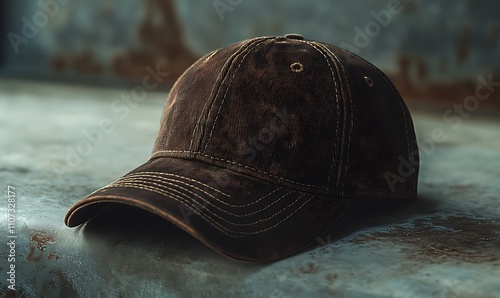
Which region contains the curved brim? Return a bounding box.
[65,156,349,262]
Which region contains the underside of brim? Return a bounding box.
[65,156,349,262]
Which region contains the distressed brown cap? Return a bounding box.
[65,34,419,262]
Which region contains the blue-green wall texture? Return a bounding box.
[2,0,500,102]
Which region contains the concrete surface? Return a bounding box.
[0,79,499,297]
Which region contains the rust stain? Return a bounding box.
[28,230,56,262]
[113,0,198,84]
[388,51,500,107]
[31,231,56,250]
[112,50,156,79]
[397,54,411,82]
[351,216,500,264]
[389,22,500,108]
[41,269,78,297]
[456,41,470,64]
[46,1,499,109]
[416,58,428,82]
[393,54,413,98]
[456,24,474,64]
[402,0,418,14]
[50,0,198,86]
[486,23,499,48]
[438,56,447,75]
[299,261,318,274]
[50,56,68,72]
[47,253,61,261]
[27,245,41,262]
[73,49,103,75]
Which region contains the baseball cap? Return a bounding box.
[65,34,419,262]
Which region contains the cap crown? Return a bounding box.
[152,36,419,199]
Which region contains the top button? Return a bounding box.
[284,34,304,40]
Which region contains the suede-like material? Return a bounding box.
[201,38,345,191]
[321,43,419,199]
[66,157,349,262]
[65,35,419,262]
[153,38,263,151]
[151,36,418,197]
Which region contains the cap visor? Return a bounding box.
[65,157,348,262]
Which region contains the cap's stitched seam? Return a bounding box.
[315,43,348,195]
[120,172,230,197]
[376,71,413,197]
[188,52,231,151]
[83,170,231,202]
[299,41,340,189]
[111,180,292,219]
[110,182,244,237]
[176,50,222,151]
[201,38,268,135]
[117,172,281,207]
[202,39,269,153]
[336,56,353,197]
[336,47,415,198]
[114,177,233,210]
[321,45,354,197]
[112,177,290,216]
[113,181,302,225]
[150,150,329,189]
[247,194,312,235]
[189,37,269,151]
[108,182,313,236]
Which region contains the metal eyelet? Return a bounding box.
[364,76,374,87]
[290,62,304,73]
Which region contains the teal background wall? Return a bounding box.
[2,0,500,103]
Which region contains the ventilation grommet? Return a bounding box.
[290,62,304,73]
[364,76,374,87]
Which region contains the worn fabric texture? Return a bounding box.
[65,35,419,262]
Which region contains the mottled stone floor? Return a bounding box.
[0,79,499,297]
